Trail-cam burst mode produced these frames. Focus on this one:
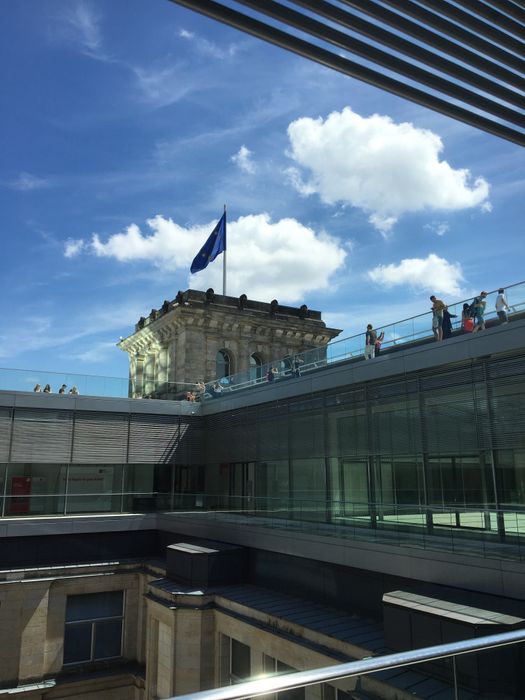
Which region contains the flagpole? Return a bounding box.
[222,203,227,296]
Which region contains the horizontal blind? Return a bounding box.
[0,408,12,461]
[72,412,128,463]
[129,414,180,463]
[11,409,73,462]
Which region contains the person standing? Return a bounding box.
[365,324,377,359]
[374,331,385,357]
[442,309,457,339]
[472,291,488,332]
[461,303,474,332]
[495,288,510,324]
[430,295,446,341]
[293,355,304,377]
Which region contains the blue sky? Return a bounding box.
[1,0,523,379]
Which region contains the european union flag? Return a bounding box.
[190,212,226,274]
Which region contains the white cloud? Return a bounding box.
[424,221,450,237]
[132,65,194,107]
[0,301,145,362]
[9,172,49,191]
[367,253,464,296]
[90,213,347,303]
[58,0,103,56]
[231,145,256,174]
[64,238,85,258]
[178,27,240,59]
[286,107,490,233]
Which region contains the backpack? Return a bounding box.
[467,300,477,317]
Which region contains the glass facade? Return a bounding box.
[196,352,525,547]
[1,351,524,554]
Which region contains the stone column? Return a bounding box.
[18,581,51,683]
[145,597,215,699]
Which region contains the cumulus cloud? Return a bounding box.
[367,254,464,296]
[231,145,256,174]
[89,213,346,302]
[9,172,49,191]
[286,107,490,234]
[64,238,85,258]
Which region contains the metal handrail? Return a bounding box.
[169,628,525,700]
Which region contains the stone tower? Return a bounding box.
[118,288,341,397]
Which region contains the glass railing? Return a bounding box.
[2,488,525,559]
[204,280,525,399]
[167,628,525,700]
[1,281,522,402]
[161,493,525,562]
[0,366,202,402]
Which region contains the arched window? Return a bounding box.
[249,353,263,381]
[216,349,232,379]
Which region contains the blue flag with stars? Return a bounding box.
[190,212,226,274]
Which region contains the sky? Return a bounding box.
[1,0,523,379]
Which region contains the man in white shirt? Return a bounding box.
[495,288,510,324]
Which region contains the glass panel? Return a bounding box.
[216,350,231,379]
[249,354,263,381]
[63,623,92,664]
[94,619,123,659]
[231,638,250,680]
[66,465,123,514]
[496,449,525,507]
[277,662,305,700]
[66,591,123,622]
[5,463,66,516]
[291,459,326,521]
[341,459,369,516]
[123,463,171,511]
[428,455,493,509]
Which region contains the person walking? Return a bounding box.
[430,295,446,341]
[365,324,377,359]
[495,288,510,324]
[472,291,488,332]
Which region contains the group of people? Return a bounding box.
[364,327,386,360]
[185,381,206,401]
[431,288,510,341]
[365,288,511,357]
[34,383,79,395]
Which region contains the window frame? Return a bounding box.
[63,590,125,666]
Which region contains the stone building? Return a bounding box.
[118,289,341,397]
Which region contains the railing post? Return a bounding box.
[452,655,459,700]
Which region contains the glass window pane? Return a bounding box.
[231,638,250,679]
[66,591,123,622]
[94,620,123,659]
[63,623,92,664]
[66,465,123,514]
[6,463,66,517]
